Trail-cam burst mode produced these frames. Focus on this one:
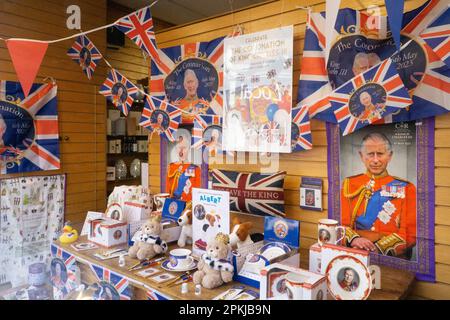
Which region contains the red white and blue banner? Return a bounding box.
[149,36,225,124]
[99,69,139,116]
[192,114,224,154]
[298,0,450,125]
[50,244,78,299]
[139,95,182,142]
[420,6,450,68]
[291,104,312,151]
[330,57,412,135]
[89,263,132,300]
[67,34,103,80]
[0,80,59,174]
[115,6,158,60]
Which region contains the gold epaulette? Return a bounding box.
[345,227,360,246]
[374,233,406,256]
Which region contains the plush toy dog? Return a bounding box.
[128,215,168,261]
[177,208,193,247]
[229,217,254,249]
[193,233,234,289]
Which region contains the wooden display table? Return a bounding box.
[53,237,415,300]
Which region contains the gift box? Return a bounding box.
[260,264,327,300]
[88,217,128,248]
[309,242,322,274]
[123,201,151,222]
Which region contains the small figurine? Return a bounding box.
[128,215,168,261]
[177,205,193,247]
[193,233,234,289]
[59,222,79,244]
[229,217,254,249]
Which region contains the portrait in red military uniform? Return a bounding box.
[339,125,417,261]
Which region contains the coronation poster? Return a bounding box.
[223,26,293,153]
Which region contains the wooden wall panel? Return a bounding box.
[0,0,108,225]
[148,0,450,299]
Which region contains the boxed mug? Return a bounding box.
[88,217,128,247]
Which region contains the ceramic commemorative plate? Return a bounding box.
[258,242,291,260]
[325,254,372,300]
[105,203,124,221]
[161,259,198,272]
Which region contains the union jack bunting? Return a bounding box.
[115,6,158,60]
[291,104,312,151]
[99,69,139,116]
[146,288,169,300]
[330,58,412,135]
[0,80,59,174]
[89,263,131,300]
[192,115,223,152]
[50,244,78,297]
[298,0,450,124]
[420,7,450,68]
[139,95,182,142]
[150,37,225,123]
[211,169,286,217]
[66,34,102,80]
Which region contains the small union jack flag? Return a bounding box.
[330,58,412,135]
[99,69,139,116]
[115,6,158,60]
[139,95,182,142]
[50,244,78,297]
[291,104,312,151]
[192,115,223,153]
[66,34,102,80]
[90,263,131,300]
[420,7,450,68]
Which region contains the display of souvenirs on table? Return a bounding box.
[223,26,294,153]
[191,188,230,257]
[149,36,225,124]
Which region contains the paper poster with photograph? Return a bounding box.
[327,119,435,281]
[223,26,293,153]
[192,188,230,257]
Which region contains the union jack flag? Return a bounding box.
[0,80,59,174]
[115,6,158,60]
[50,244,78,297]
[420,7,450,68]
[99,69,139,116]
[192,115,223,152]
[291,104,312,151]
[150,37,225,123]
[139,95,181,142]
[66,34,102,80]
[298,0,450,123]
[90,263,131,300]
[145,288,169,300]
[211,169,286,217]
[331,58,412,135]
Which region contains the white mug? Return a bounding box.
[318,219,345,246]
[284,272,305,300]
[169,248,194,270]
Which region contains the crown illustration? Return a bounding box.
[215,232,230,245]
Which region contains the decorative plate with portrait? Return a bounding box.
[105,203,123,221]
[325,255,372,300]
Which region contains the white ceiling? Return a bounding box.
[112,0,268,25]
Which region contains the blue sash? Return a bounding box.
[355,180,407,230]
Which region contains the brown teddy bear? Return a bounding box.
[193,232,234,289]
[128,215,168,261]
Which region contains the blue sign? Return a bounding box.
[264,216,300,248]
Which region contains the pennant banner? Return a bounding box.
[139,95,182,142]
[89,263,132,300]
[6,40,48,98]
[150,36,225,124]
[330,57,412,135]
[99,69,139,116]
[0,80,60,174]
[67,34,103,80]
[298,0,450,125]
[291,104,313,151]
[385,0,405,50]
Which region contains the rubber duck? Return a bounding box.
[59,223,79,244]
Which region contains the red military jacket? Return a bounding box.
[341,171,416,257]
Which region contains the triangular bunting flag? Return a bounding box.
[385,0,404,50]
[6,40,48,97]
[67,34,103,80]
